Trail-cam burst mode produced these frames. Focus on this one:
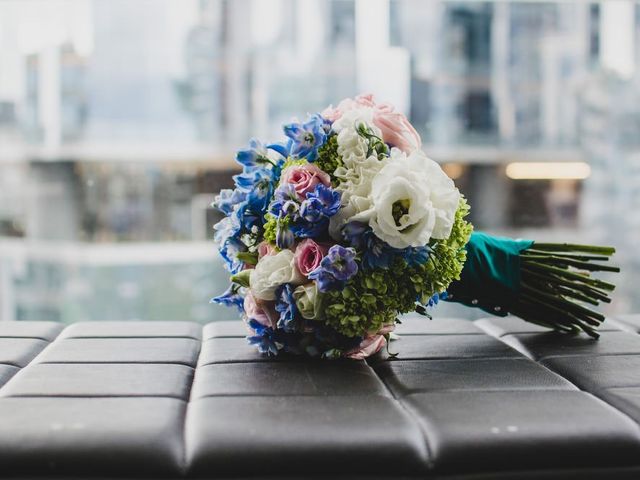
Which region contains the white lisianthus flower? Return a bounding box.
[250,249,305,301]
[352,148,460,249]
[293,283,324,320]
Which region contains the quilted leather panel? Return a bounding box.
[402,391,640,473]
[0,321,64,340]
[0,365,19,388]
[375,358,576,397]
[35,337,201,366]
[191,361,389,398]
[476,316,622,337]
[0,338,47,368]
[0,397,186,476]
[1,318,640,478]
[202,321,247,339]
[59,321,202,340]
[543,355,640,391]
[0,338,50,367]
[0,363,195,399]
[501,331,640,360]
[185,396,428,476]
[602,388,640,423]
[611,314,640,333]
[198,337,288,365]
[369,333,523,362]
[395,316,483,335]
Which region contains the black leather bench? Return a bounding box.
[1,316,640,479]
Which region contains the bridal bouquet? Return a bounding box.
[212,94,618,359]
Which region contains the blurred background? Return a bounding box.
[0,0,638,324]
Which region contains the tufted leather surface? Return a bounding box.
[1,317,640,478]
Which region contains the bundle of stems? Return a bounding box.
[516,243,619,338]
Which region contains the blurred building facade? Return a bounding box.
[0,0,639,322]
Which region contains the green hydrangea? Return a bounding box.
[322,197,473,338]
[262,213,291,247]
[314,134,342,183]
[281,158,307,171]
[262,214,277,244]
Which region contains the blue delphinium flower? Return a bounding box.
[213,215,246,273]
[301,184,341,219]
[246,175,274,213]
[341,221,368,248]
[428,291,448,307]
[233,166,275,193]
[266,140,292,161]
[341,222,431,270]
[275,223,295,249]
[402,246,431,266]
[283,114,327,161]
[342,222,396,269]
[213,214,241,244]
[275,284,299,332]
[236,138,289,169]
[309,245,358,292]
[211,284,244,312]
[247,319,282,356]
[212,188,246,216]
[219,237,246,274]
[288,185,341,238]
[230,166,277,231]
[269,183,341,240]
[269,184,300,218]
[289,219,327,239]
[299,198,324,223]
[232,202,257,231]
[316,113,333,134]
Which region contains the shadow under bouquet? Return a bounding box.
[212,94,618,359]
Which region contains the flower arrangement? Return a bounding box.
[212,94,618,359]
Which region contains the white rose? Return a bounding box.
[293,283,324,320]
[249,250,305,301]
[352,148,460,249]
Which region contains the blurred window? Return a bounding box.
[0,0,638,322]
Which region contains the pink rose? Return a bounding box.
[378,323,396,335]
[321,105,342,122]
[243,292,273,328]
[345,335,387,360]
[280,163,331,200]
[257,241,276,259]
[323,93,377,122]
[372,103,421,153]
[294,239,329,277]
[354,93,376,108]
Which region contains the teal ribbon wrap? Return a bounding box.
[445,232,533,316]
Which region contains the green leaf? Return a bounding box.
[236,251,258,265]
[230,270,251,288]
